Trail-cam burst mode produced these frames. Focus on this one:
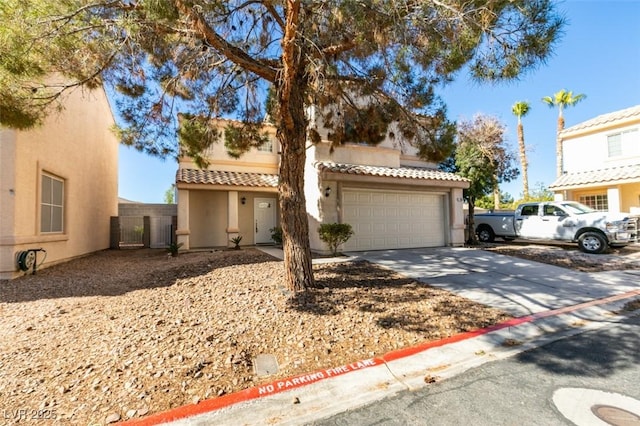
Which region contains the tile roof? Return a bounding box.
[561,104,640,135]
[549,164,640,189]
[177,168,279,188]
[315,161,469,182]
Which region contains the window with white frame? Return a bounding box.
[579,194,608,211]
[607,128,638,158]
[257,139,273,153]
[41,173,64,233]
[607,133,622,157]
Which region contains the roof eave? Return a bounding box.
[319,170,470,189]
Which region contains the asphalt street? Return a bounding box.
[311,314,640,426]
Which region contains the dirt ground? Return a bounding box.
[0,243,638,425]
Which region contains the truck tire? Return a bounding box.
[476,225,495,243]
[578,232,607,254]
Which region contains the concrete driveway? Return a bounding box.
[351,247,640,317]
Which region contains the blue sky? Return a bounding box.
[117,0,640,203]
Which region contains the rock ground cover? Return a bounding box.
[0,244,638,424]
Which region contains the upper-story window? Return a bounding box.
[257,140,274,153]
[607,128,638,158]
[41,173,64,233]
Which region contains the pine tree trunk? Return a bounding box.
[517,121,529,198]
[277,114,315,292]
[276,4,314,292]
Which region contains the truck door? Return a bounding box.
[515,204,542,238]
[536,204,572,239]
[540,204,573,240]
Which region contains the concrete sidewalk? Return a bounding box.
[124,247,640,426]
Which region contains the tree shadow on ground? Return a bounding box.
[0,248,278,303]
[288,260,510,336]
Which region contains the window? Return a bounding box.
[607,133,622,157]
[543,205,564,216]
[520,205,538,216]
[579,194,608,211]
[607,128,638,158]
[41,173,64,233]
[257,140,273,153]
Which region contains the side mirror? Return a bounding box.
[553,210,567,217]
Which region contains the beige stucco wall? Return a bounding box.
[188,190,228,248]
[0,86,118,279]
[178,120,280,174]
[620,182,640,212]
[563,121,640,173]
[312,142,400,168]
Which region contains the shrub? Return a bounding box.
[230,235,242,250]
[270,226,283,245]
[167,242,183,257]
[318,223,354,256]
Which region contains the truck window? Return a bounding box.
[561,202,596,214]
[521,205,539,216]
[543,205,563,216]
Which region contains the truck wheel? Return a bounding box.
[578,232,607,254]
[476,225,495,243]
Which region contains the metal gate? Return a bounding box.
[119,216,144,247]
[150,216,174,249]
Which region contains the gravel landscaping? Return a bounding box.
[1,243,638,425]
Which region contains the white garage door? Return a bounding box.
[342,189,445,251]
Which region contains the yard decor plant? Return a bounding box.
[318,223,354,256]
[167,242,183,257]
[230,236,243,250]
[270,227,283,246]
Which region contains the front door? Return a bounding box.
[254,198,276,244]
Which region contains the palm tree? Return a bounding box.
[542,89,586,176]
[512,101,531,199]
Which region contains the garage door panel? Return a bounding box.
[398,223,411,233]
[342,189,445,251]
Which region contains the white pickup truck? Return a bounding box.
[474,201,638,254]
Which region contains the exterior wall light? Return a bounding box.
[241,197,246,205]
[324,187,332,197]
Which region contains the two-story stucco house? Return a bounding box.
[549,105,640,214]
[0,87,119,279]
[175,113,469,253]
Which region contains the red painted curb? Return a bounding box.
[123,289,640,425]
[122,358,386,425]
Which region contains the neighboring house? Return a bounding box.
[175,114,469,253]
[0,87,118,279]
[549,105,640,214]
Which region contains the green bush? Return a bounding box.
[270,226,283,245]
[318,223,354,256]
[230,235,242,250]
[167,242,183,257]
